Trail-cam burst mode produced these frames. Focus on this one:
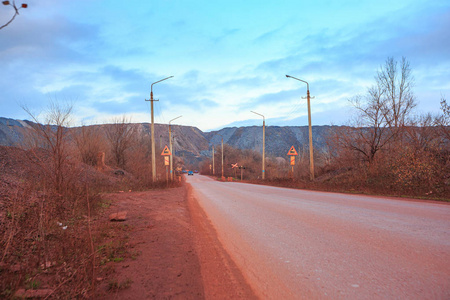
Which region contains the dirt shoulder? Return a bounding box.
[95,183,256,299]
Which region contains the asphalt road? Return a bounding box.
[186,175,450,299]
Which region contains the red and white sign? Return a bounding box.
[290,156,295,166]
[161,145,172,156]
[287,146,298,156]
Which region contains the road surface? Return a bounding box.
[187,175,450,299]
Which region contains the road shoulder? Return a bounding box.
[94,183,256,299]
[187,183,258,299]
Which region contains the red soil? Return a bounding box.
[95,184,257,299]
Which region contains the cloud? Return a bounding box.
[212,28,240,44]
[0,16,100,65]
[0,8,105,120]
[254,27,284,44]
[393,10,450,62]
[242,89,300,109]
[1,0,449,131]
[222,76,265,90]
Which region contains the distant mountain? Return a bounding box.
[0,118,34,146]
[0,117,336,166]
[207,125,333,157]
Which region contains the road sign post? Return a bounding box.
[232,163,238,179]
[164,156,169,185]
[239,166,246,181]
[161,145,171,156]
[161,145,171,186]
[287,146,298,179]
[166,166,168,186]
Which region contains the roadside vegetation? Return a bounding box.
[200,58,449,200]
[1,56,448,298]
[0,103,180,298]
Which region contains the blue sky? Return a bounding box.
[1,0,449,131]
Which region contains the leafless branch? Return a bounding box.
[0,1,27,30]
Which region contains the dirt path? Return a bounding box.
[95,183,256,299]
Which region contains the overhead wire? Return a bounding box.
[155,100,167,125]
[145,99,151,121]
[284,97,306,120]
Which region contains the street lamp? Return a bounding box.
[169,115,182,181]
[215,133,224,178]
[212,144,215,175]
[146,75,173,183]
[285,75,315,180]
[251,111,265,179]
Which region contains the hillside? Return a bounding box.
[207,126,332,157]
[0,117,334,165]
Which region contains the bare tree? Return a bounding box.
[405,113,439,151]
[22,101,73,193]
[104,116,135,169]
[349,86,396,163]
[440,97,450,119]
[0,1,27,30]
[376,57,417,127]
[74,124,104,166]
[339,57,416,164]
[436,97,450,141]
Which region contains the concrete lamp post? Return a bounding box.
[169,115,182,181]
[251,111,265,180]
[214,133,224,178]
[285,74,315,180]
[212,144,215,175]
[146,76,173,183]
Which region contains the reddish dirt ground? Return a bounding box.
[95,184,257,299]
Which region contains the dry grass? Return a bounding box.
[201,140,449,200]
[0,145,179,299]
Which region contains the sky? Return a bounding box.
[1,0,449,131]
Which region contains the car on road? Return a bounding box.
[188,171,194,176]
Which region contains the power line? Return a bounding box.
[155,100,166,125]
[285,98,306,120]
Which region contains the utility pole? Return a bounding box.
[286,75,315,180]
[251,111,265,179]
[212,145,215,175]
[306,87,315,180]
[146,76,173,183]
[222,137,224,178]
[239,166,246,181]
[169,115,182,181]
[215,133,224,178]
